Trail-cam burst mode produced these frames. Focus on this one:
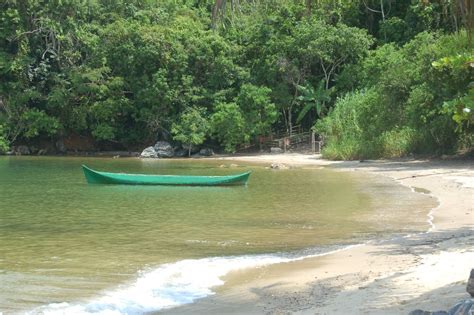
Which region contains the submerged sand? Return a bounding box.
[163,154,474,314]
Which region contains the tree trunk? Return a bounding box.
[282,108,288,132]
[212,0,226,29]
[459,0,473,44]
[305,0,312,16]
[288,108,293,138]
[188,143,192,157]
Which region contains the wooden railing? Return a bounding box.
[262,130,324,153]
[255,125,325,154]
[271,125,302,140]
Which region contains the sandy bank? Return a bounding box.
[163,154,473,314]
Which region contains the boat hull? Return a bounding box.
[82,165,251,186]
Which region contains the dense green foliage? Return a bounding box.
[0,0,472,158]
[317,32,473,159]
[172,107,209,156]
[0,124,8,153]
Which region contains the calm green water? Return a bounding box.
[0,157,435,314]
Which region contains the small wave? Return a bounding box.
[34,244,362,315]
[184,239,246,247]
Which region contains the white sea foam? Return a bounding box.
[34,245,362,315]
[33,174,437,315]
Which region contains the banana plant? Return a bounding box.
[296,80,333,124]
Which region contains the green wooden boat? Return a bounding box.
[82,165,251,186]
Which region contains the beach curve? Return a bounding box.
[161,154,474,314]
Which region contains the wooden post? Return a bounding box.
[311,132,315,155]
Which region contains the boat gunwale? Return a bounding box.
[82,165,251,179]
[82,165,251,186]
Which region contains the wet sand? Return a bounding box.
[163,155,474,314]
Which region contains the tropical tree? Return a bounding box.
[172,107,210,157]
[236,84,277,137]
[0,0,471,157]
[296,80,333,124]
[434,52,474,147]
[210,102,248,153]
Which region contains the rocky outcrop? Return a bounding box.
[140,141,212,158]
[56,139,66,153]
[140,146,158,158]
[448,299,474,315]
[182,143,199,155]
[409,270,474,315]
[37,149,48,156]
[154,141,174,158]
[199,148,214,156]
[409,300,474,315]
[467,269,474,297]
[173,148,188,157]
[14,145,30,155]
[408,310,448,315]
[29,146,39,155]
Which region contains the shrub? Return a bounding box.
[379,127,417,158]
[0,125,9,153]
[210,102,249,153]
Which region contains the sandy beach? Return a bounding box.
[163,154,474,314]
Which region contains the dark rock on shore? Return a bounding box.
[29,145,39,154]
[409,270,474,315]
[14,145,31,155]
[410,299,474,315]
[199,148,214,156]
[182,143,199,155]
[139,141,211,158]
[56,139,67,153]
[154,141,174,158]
[140,146,158,158]
[409,310,448,315]
[467,269,474,297]
[174,148,188,157]
[448,299,474,315]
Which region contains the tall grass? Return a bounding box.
[315,32,471,160]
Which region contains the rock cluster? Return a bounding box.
[467,269,474,297]
[409,269,474,315]
[199,148,214,156]
[409,300,474,315]
[15,145,30,155]
[140,146,158,158]
[154,141,174,158]
[140,141,214,158]
[4,145,49,156]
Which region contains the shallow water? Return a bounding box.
[0,157,436,314]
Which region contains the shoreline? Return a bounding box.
[162,154,474,314]
[2,154,472,314]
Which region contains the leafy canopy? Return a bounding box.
[172,107,209,156]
